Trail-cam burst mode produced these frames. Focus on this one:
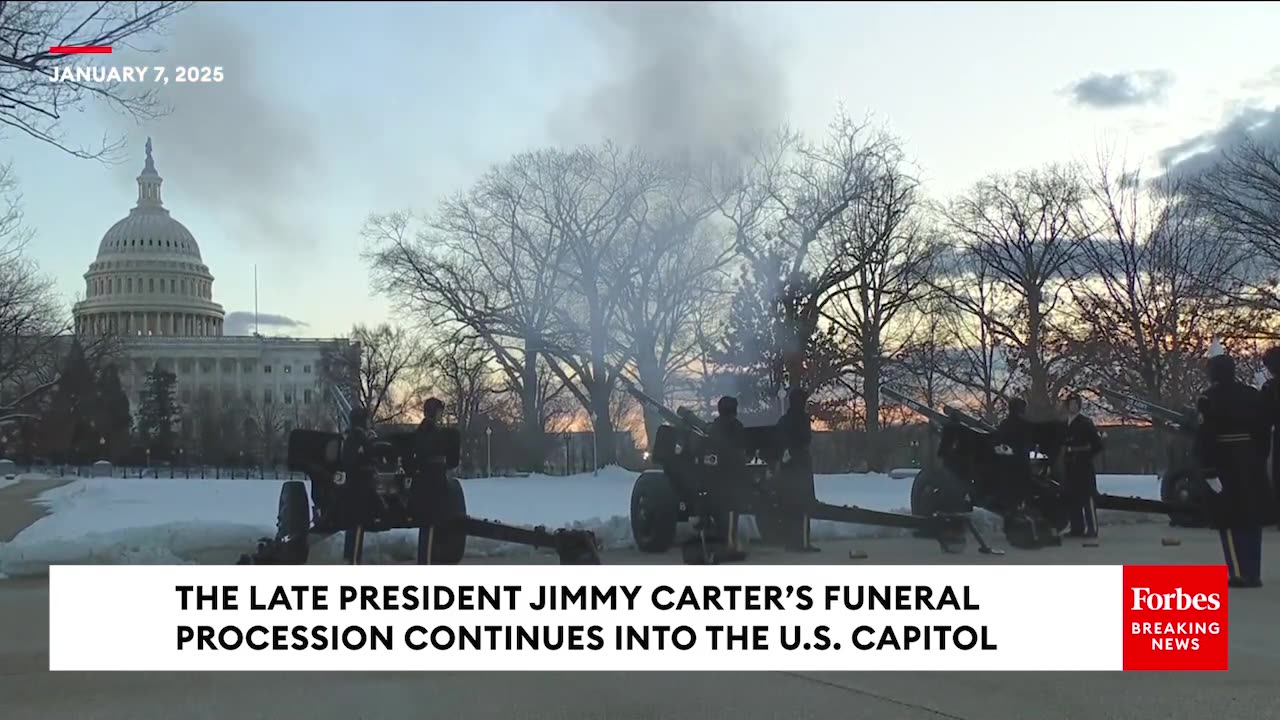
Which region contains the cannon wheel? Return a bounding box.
[418,475,468,565]
[1002,510,1061,550]
[1002,511,1043,550]
[910,467,967,538]
[631,471,679,553]
[275,480,311,564]
[1161,470,1210,528]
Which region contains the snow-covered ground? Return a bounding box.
[0,467,1164,578]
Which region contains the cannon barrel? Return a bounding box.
[943,405,998,434]
[880,385,951,428]
[616,373,710,438]
[1096,387,1197,434]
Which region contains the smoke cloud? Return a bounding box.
[550,1,788,162]
[104,9,325,252]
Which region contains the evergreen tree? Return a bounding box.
[36,340,100,463]
[93,364,133,463]
[710,253,846,416]
[136,365,179,461]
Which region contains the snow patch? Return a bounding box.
[0,467,1165,577]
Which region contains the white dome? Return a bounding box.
[96,207,202,260]
[73,139,226,339]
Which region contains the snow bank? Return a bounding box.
[0,468,1164,577]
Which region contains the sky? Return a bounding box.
[9,1,1280,340]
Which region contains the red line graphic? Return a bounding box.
[50,46,112,54]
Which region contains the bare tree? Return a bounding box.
[0,162,88,425]
[246,399,287,466]
[706,109,889,390]
[894,294,961,412]
[823,138,938,466]
[615,168,733,445]
[510,144,663,467]
[938,164,1088,416]
[0,1,192,160]
[425,333,506,435]
[363,157,571,469]
[1184,136,1280,317]
[424,332,518,474]
[1072,154,1255,409]
[933,249,1017,422]
[322,323,425,425]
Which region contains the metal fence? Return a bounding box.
[7,464,309,481]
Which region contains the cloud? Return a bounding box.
[103,8,326,252]
[1067,70,1174,109]
[548,1,787,163]
[1157,104,1280,179]
[223,311,308,336]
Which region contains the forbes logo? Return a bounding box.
[1130,587,1222,612]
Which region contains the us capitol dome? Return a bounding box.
[73,138,225,337]
[70,140,350,442]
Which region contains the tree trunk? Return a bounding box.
[588,311,618,467]
[1025,285,1051,418]
[519,347,545,472]
[861,335,883,472]
[636,345,664,451]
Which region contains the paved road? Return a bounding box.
[0,477,72,543]
[3,523,1280,720]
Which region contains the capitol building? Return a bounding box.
[73,140,349,434]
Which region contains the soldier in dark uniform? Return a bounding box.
[1261,346,1280,528]
[339,407,376,561]
[340,407,375,477]
[412,397,451,479]
[707,395,748,559]
[411,397,454,563]
[776,387,818,552]
[1062,393,1103,538]
[1196,353,1272,588]
[996,397,1033,497]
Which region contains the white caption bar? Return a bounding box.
[49,564,1123,672]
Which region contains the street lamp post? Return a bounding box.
[486,426,492,479]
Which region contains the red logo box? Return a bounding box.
[1122,565,1229,671]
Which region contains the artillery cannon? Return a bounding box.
[886,385,1206,549]
[622,377,1002,563]
[237,388,601,566]
[1094,387,1210,528]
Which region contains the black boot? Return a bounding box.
[1229,576,1263,588]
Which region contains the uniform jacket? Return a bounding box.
[341,426,374,471]
[1260,377,1280,481]
[1195,380,1274,528]
[708,415,747,467]
[776,408,813,469]
[413,420,451,474]
[1063,414,1102,495]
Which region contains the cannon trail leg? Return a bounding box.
[964,517,1004,555]
[349,526,365,565]
[459,517,601,564]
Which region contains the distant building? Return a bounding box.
[71,139,350,434]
